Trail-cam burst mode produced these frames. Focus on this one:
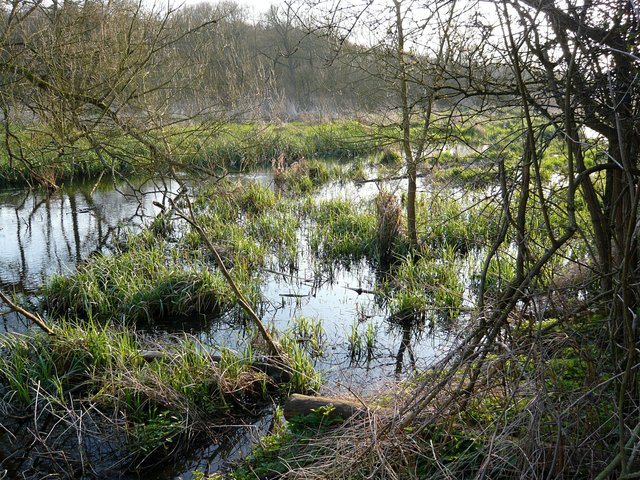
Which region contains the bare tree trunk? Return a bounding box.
[394,0,418,250]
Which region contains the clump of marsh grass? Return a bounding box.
[289,316,326,358]
[417,192,496,254]
[346,319,377,362]
[364,322,377,359]
[308,198,377,265]
[43,238,234,323]
[231,181,277,214]
[346,158,368,182]
[272,157,337,193]
[306,192,406,270]
[347,318,363,360]
[380,248,465,327]
[44,181,303,324]
[0,319,321,472]
[277,330,323,395]
[188,181,301,273]
[380,147,402,165]
[375,190,404,263]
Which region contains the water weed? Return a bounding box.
[289,316,326,358]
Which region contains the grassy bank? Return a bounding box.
[0,121,384,189]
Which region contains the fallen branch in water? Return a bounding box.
[0,289,55,336]
[343,285,377,295]
[165,197,285,360]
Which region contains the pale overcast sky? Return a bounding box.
[176,0,280,14]
[234,0,278,12]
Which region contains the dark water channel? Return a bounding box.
[0,170,453,479]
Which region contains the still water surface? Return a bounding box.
[0,171,451,478]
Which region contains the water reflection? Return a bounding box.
[0,169,458,479]
[0,179,180,295]
[395,319,418,377]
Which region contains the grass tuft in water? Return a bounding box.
[289,316,326,358]
[0,319,320,465]
[308,198,378,265]
[272,157,339,193]
[381,250,465,327]
[347,318,364,360]
[43,238,234,323]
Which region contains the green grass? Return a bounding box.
[0,121,384,188]
[417,192,497,253]
[227,403,345,480]
[0,319,321,464]
[288,316,326,358]
[347,318,364,360]
[43,235,234,323]
[192,181,301,270]
[307,198,378,264]
[381,249,465,326]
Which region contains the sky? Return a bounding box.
[233,0,278,12]
[178,0,281,14]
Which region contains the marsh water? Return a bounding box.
[0,167,456,478]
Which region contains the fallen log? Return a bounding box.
[283,393,369,421]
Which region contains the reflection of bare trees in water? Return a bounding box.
[394,318,417,377]
[0,179,176,294]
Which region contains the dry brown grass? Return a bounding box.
[375,190,403,262]
[267,306,625,480]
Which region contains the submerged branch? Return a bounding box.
[0,289,55,336]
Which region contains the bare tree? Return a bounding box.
[496,1,640,474]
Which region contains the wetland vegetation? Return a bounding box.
[0,0,638,479]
